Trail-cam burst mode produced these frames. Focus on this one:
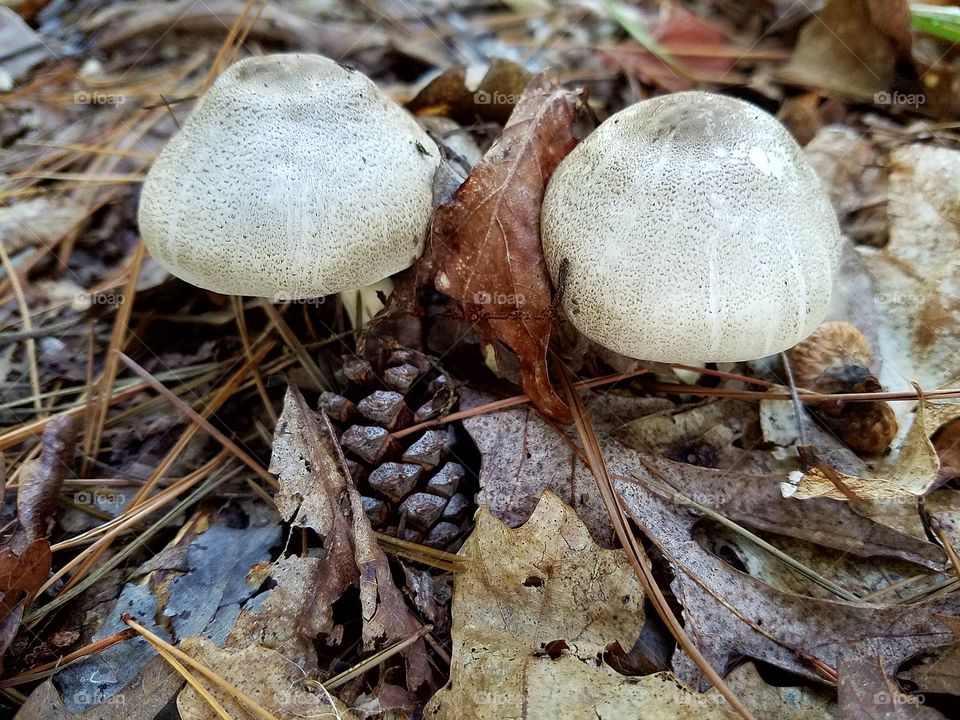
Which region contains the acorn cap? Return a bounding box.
[138,54,440,299]
[541,91,842,363]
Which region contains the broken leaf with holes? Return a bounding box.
[269,385,430,689]
[426,491,740,719]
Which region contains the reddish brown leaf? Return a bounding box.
[0,538,52,658]
[430,74,581,422]
[604,7,740,92]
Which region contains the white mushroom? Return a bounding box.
[541,91,842,364]
[138,54,440,300]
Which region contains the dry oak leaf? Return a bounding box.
[463,392,955,692]
[430,73,582,422]
[176,638,356,720]
[268,386,430,689]
[463,390,943,568]
[425,491,738,720]
[615,473,959,691]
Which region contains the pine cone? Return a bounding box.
[321,346,473,550]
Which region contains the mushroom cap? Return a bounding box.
[541,91,842,364]
[138,54,440,299]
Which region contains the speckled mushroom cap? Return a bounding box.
[138,54,440,298]
[541,91,842,364]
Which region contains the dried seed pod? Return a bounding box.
[788,321,897,454]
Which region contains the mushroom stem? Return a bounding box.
[339,278,394,329]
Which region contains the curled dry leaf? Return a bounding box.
[407,57,533,125]
[426,491,739,719]
[784,399,939,505]
[429,74,583,422]
[779,0,911,100]
[16,415,76,546]
[269,386,430,689]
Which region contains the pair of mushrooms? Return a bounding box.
[139,54,841,365]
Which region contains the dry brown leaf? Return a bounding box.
[176,638,356,720]
[269,386,430,688]
[429,74,582,422]
[0,538,50,618]
[463,389,671,546]
[859,145,960,395]
[899,615,960,698]
[16,415,76,546]
[269,387,360,636]
[615,473,958,690]
[425,491,739,720]
[464,390,943,567]
[838,648,943,719]
[779,0,910,101]
[407,58,532,125]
